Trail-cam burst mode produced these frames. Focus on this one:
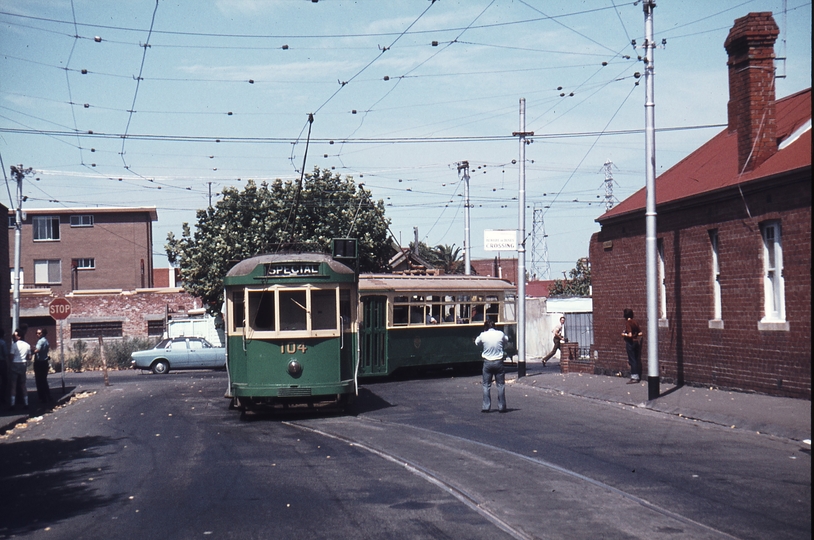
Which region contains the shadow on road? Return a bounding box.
[0,435,123,536]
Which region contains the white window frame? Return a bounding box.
[70,214,94,227]
[34,259,61,285]
[657,239,667,324]
[72,258,96,270]
[760,221,786,326]
[33,216,60,241]
[709,230,723,326]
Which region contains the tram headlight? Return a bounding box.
[287,359,303,377]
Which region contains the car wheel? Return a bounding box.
[152,360,169,374]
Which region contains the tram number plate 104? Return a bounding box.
[281,343,308,354]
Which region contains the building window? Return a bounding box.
[709,230,722,320]
[657,239,667,321]
[33,216,60,241]
[8,215,15,228]
[71,321,123,339]
[10,268,24,287]
[72,258,95,270]
[761,221,785,322]
[70,214,94,227]
[147,320,164,336]
[34,259,61,285]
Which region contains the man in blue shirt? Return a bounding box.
[34,328,52,403]
[475,320,508,413]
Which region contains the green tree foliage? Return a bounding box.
[407,242,465,274]
[548,258,591,297]
[166,168,391,311]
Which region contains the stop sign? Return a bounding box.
[49,298,72,320]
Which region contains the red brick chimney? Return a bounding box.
[724,12,779,173]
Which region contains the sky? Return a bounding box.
[1,0,811,279]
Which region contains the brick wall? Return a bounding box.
[591,174,811,399]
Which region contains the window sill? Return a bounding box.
[757,320,789,332]
[708,319,724,330]
[658,318,669,328]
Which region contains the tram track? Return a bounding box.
[286,416,739,540]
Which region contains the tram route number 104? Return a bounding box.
[281,343,308,354]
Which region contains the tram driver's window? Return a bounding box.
[312,289,338,330]
[280,290,308,331]
[248,291,275,331]
[232,291,245,330]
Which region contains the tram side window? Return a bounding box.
[248,291,276,331]
[339,289,352,331]
[312,289,338,330]
[280,290,307,331]
[392,295,409,326]
[231,291,245,330]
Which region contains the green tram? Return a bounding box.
[223,252,517,413]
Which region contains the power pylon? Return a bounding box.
[602,159,619,211]
[530,203,551,280]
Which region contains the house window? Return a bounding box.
[147,320,164,336]
[72,258,95,270]
[657,239,667,321]
[9,268,24,287]
[761,221,785,322]
[33,216,60,241]
[70,214,94,227]
[34,259,61,285]
[70,321,123,339]
[8,215,15,228]
[709,230,722,320]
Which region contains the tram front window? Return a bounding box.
[280,290,308,331]
[311,289,338,330]
[248,291,275,331]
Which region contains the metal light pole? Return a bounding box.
[513,98,533,378]
[459,161,472,275]
[643,0,660,400]
[12,169,24,333]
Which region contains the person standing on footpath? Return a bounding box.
[541,315,565,367]
[9,327,31,410]
[475,320,508,413]
[622,309,643,384]
[34,328,52,403]
[0,328,8,407]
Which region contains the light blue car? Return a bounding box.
[131,337,226,374]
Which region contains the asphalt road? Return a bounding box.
[0,370,810,539]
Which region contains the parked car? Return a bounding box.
[131,337,226,374]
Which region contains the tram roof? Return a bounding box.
[226,253,355,277]
[359,274,515,294]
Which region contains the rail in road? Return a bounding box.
[288,416,737,540]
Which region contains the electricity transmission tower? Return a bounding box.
[530,203,551,280]
[602,159,619,211]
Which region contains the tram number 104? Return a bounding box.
[281,343,308,354]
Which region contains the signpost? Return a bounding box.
[49,298,71,392]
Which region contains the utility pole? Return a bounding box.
[457,161,472,275]
[513,99,533,378]
[643,0,660,400]
[11,165,31,333]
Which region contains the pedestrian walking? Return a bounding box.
[9,327,31,410]
[34,328,52,403]
[541,316,565,367]
[475,320,508,413]
[622,309,643,384]
[0,328,8,407]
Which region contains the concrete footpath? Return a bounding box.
[2,364,811,445]
[510,359,811,444]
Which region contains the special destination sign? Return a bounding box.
[265,263,321,277]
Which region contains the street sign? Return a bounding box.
[49,297,72,320]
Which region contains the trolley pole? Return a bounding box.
[643,0,660,400]
[513,98,533,378]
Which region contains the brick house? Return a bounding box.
[590,13,811,399]
[8,207,157,293]
[8,206,202,351]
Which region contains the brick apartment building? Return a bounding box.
[7,206,201,350]
[589,13,811,399]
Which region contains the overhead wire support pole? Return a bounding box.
[643,0,660,400]
[513,98,533,378]
[458,161,472,275]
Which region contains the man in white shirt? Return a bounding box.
[475,320,508,413]
[9,327,32,410]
